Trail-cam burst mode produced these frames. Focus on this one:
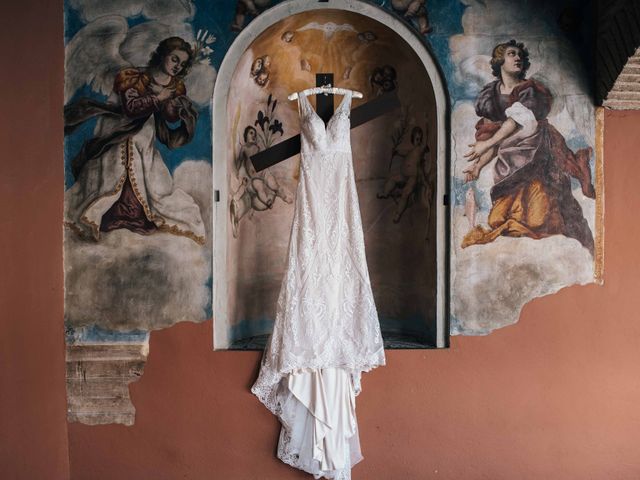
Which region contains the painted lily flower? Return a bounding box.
[269,119,283,137]
[255,110,270,131]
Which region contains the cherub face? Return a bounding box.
[162,49,189,77]
[245,127,257,143]
[251,58,264,76]
[256,71,269,86]
[358,31,377,43]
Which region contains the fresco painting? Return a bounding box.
[230,94,293,237]
[447,0,601,335]
[461,40,594,252]
[377,118,434,225]
[62,0,602,423]
[64,1,217,336]
[390,0,432,34]
[232,0,274,32]
[222,9,439,348]
[63,0,218,424]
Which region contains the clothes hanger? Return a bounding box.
[287,84,363,101]
[250,92,400,172]
[248,73,399,172]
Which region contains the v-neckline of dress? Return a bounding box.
[300,91,351,135]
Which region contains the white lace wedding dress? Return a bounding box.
[252,91,385,479]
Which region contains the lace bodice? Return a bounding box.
[298,91,353,155]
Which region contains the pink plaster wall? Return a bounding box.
[0,1,70,478]
[3,0,640,478]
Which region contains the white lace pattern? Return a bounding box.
[251,91,385,478]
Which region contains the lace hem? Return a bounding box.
[277,427,357,480]
[269,367,366,480]
[251,354,385,417]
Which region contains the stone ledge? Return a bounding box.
[65,342,148,426]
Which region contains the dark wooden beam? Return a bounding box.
[250,91,402,172]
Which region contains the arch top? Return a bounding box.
[215,0,449,114]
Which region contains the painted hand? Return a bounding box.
[462,161,481,183]
[464,140,490,161]
[156,86,177,102]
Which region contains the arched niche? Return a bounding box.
[212,0,449,350]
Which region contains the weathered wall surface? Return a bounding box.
[447,0,600,334]
[5,1,640,479]
[67,172,640,479]
[69,111,640,478]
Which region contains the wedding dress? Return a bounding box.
[252,90,385,479]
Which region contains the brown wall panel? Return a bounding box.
[0,1,70,479]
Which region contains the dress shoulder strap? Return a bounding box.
[337,89,353,114]
[296,92,310,118]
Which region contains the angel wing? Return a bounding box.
[117,21,219,106]
[64,15,130,103]
[457,54,493,97]
[297,21,357,39]
[531,65,595,143]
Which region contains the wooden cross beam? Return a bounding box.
[314,72,335,125]
[250,73,401,172]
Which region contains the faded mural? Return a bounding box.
[63,0,218,424]
[64,1,217,337]
[447,0,601,335]
[63,0,601,423]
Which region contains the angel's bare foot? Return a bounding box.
[461,225,487,248]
